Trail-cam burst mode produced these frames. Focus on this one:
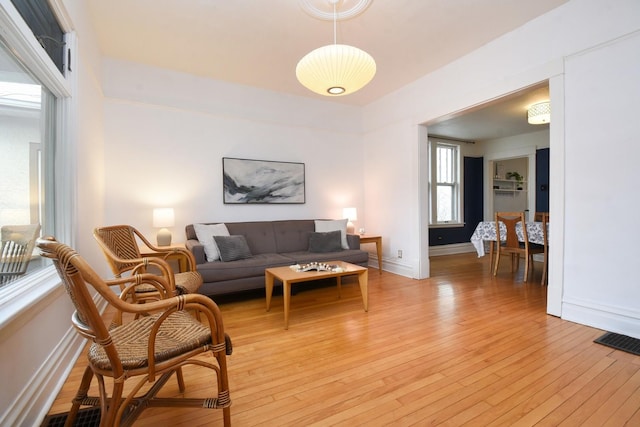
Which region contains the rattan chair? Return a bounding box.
[493,211,544,282]
[94,225,202,299]
[0,224,40,286]
[38,236,231,427]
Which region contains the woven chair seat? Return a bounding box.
[88,311,210,370]
[175,271,202,294]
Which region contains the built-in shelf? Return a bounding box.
[493,178,527,196]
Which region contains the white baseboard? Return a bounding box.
[369,256,413,278]
[562,297,640,339]
[2,297,107,426]
[3,326,84,426]
[429,242,477,257]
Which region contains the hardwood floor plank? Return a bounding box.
[45,253,640,426]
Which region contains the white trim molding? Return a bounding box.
[429,242,476,257]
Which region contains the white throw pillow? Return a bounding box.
[193,223,230,261]
[314,219,349,249]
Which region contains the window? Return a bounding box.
[0,38,57,288]
[0,0,73,315]
[429,139,462,225]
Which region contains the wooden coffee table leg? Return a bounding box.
[283,280,291,330]
[336,276,342,299]
[358,270,369,311]
[265,270,274,311]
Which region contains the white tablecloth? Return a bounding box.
[470,221,547,257]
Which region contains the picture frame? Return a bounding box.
[222,157,305,204]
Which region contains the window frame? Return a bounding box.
[0,0,75,329]
[429,137,464,227]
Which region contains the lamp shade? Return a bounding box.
[296,44,376,96]
[153,208,174,228]
[342,207,358,221]
[528,101,551,124]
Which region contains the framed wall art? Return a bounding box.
[222,157,306,204]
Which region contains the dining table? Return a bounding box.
[470,220,548,257]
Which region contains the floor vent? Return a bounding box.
[594,332,640,356]
[41,407,101,427]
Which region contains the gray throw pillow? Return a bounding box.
[213,235,253,262]
[308,230,343,253]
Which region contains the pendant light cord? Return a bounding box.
[333,2,337,45]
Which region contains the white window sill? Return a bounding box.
[429,222,466,229]
[0,266,62,330]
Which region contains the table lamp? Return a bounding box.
[343,207,357,234]
[153,208,174,246]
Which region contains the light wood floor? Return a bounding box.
[47,253,640,426]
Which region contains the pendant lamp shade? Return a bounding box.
[296,44,376,96]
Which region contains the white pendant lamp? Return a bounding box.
[296,0,376,96]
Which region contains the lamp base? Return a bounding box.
[346,221,355,234]
[157,228,172,246]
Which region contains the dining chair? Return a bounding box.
[493,211,544,282]
[94,225,202,300]
[533,211,548,222]
[0,223,41,286]
[540,212,549,285]
[532,212,550,285]
[37,236,232,427]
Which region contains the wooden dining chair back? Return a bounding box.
[37,236,231,427]
[493,211,543,282]
[533,211,548,222]
[0,223,41,286]
[541,212,549,285]
[94,225,202,297]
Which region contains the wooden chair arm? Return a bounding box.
[106,273,174,300]
[98,277,223,327]
[103,252,178,291]
[133,229,198,271]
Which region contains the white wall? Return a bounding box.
[561,30,640,335]
[362,0,640,335]
[99,59,367,244]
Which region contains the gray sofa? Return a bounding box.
[185,220,369,296]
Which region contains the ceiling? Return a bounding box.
[84,0,565,139]
[427,83,550,141]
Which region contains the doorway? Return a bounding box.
[492,157,529,218]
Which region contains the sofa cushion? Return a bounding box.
[193,223,230,261]
[315,219,349,249]
[272,220,315,253]
[196,253,293,283]
[284,249,369,266]
[308,231,343,253]
[214,235,253,262]
[225,221,277,255]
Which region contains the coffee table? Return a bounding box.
[265,261,369,329]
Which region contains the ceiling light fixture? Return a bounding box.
[296,0,376,96]
[527,101,551,125]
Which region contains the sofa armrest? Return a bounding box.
[185,239,207,265]
[347,234,361,250]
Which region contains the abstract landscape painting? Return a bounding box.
[222,157,305,204]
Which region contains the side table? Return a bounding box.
[359,235,383,274]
